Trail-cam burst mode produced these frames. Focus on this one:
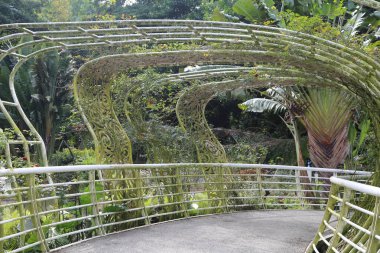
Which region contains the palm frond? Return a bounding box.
[300,88,353,168]
[343,10,365,37]
[239,98,286,114]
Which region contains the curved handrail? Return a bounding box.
[0,163,375,253]
[0,163,371,176]
[330,177,380,197]
[306,176,379,253]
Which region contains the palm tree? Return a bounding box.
[242,87,354,169]
[241,87,354,199]
[240,87,305,167]
[0,49,74,158]
[29,50,74,158]
[297,88,353,169]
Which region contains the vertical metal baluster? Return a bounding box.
[218,165,228,213]
[134,168,150,225]
[0,194,4,253]
[257,168,265,209]
[367,196,380,252]
[89,170,105,236]
[306,184,339,253]
[5,143,26,248]
[326,188,352,253]
[295,169,304,208]
[28,173,49,252]
[175,166,189,218]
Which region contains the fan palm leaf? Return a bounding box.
[299,88,353,168]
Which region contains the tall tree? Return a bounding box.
[0,0,41,24]
[30,50,74,157]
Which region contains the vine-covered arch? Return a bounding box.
[74,48,378,165]
[0,20,378,170]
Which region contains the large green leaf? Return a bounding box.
[343,10,365,37]
[233,0,266,22]
[240,98,286,114]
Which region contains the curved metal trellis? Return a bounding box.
[0,18,379,253]
[0,20,379,168]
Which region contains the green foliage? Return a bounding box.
[188,192,210,216]
[225,144,268,163]
[112,69,198,163]
[79,184,104,205]
[233,0,267,22]
[36,0,72,22]
[0,128,39,167]
[239,98,286,114]
[233,0,279,23]
[0,47,75,158]
[346,114,376,170]
[30,50,75,157]
[50,148,96,166]
[2,208,19,249]
[310,0,346,20]
[112,69,190,124]
[0,0,41,24]
[124,0,203,19]
[279,10,341,39]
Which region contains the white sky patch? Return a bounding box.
[123,0,137,7]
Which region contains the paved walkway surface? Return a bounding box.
[55,210,323,253]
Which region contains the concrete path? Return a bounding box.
[55,210,323,253]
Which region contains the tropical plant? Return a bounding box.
[29,50,75,158]
[0,49,74,158]
[241,86,355,169]
[239,87,305,167]
[346,115,375,170]
[298,88,354,169]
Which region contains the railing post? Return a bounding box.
[5,143,26,248]
[0,198,4,253]
[89,170,105,235]
[326,187,352,252]
[306,184,339,253]
[133,169,150,225]
[314,172,324,210]
[367,196,380,253]
[28,174,49,252]
[257,168,265,209]
[295,169,304,207]
[175,166,189,218]
[218,165,229,213]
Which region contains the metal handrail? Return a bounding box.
[0,163,371,176]
[0,163,377,253]
[330,177,380,197]
[306,176,380,253]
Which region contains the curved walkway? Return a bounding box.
[55,210,323,253]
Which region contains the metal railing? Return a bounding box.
[306,176,380,253]
[0,163,373,252]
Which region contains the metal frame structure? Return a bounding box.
[0,19,379,253]
[0,20,379,167]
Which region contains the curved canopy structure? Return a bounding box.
[0,19,379,253]
[0,20,379,168]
